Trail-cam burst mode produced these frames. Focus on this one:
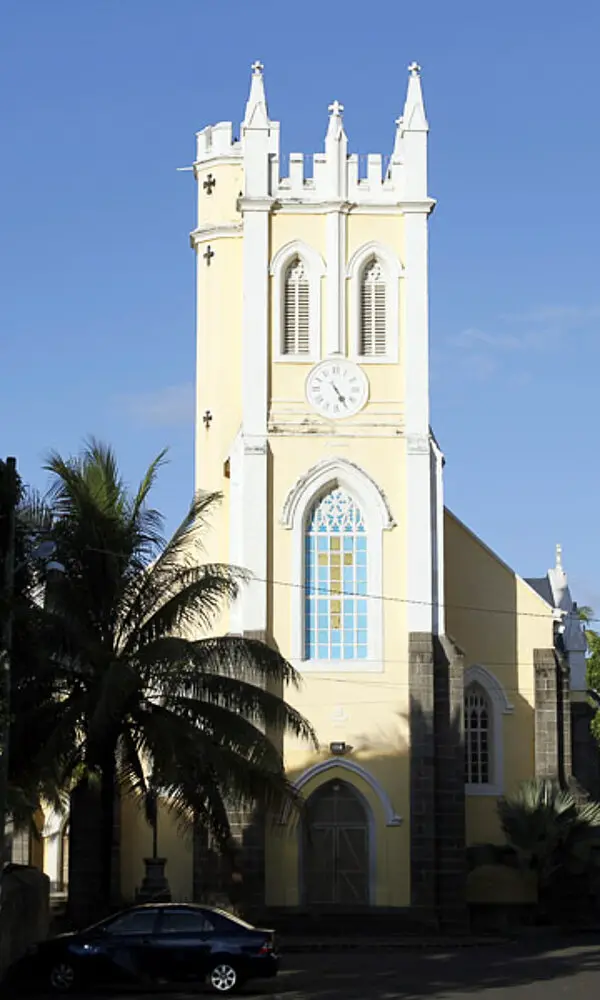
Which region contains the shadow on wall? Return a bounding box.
[0,865,50,978]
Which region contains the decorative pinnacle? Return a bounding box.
[408,61,421,76]
[328,99,344,117]
[251,60,264,76]
[556,543,563,569]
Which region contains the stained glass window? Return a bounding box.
[304,488,368,661]
[464,684,491,784]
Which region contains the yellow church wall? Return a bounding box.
[270,214,327,259]
[444,509,553,853]
[120,794,193,904]
[195,163,243,228]
[346,214,405,264]
[265,760,410,908]
[264,431,410,907]
[195,235,244,490]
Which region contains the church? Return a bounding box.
[46,63,594,925]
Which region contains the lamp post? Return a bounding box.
[0,457,17,869]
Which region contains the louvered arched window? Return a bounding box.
[359,259,387,356]
[283,257,310,355]
[464,683,492,785]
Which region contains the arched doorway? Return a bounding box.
[303,779,370,906]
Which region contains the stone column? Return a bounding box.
[434,636,467,929]
[409,632,437,923]
[534,649,562,779]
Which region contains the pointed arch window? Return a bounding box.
[359,259,387,356]
[304,488,368,661]
[465,683,492,785]
[283,257,310,355]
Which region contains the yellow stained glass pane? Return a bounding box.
[330,583,341,594]
[330,538,341,551]
[331,614,341,629]
[318,554,328,566]
[331,568,341,580]
[331,554,341,566]
[331,600,341,613]
[344,553,353,565]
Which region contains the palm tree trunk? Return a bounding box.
[68,777,104,927]
[100,751,118,912]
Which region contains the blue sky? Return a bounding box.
[2,0,599,608]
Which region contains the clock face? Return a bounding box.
[306,359,369,419]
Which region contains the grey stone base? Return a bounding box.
[409,632,468,930]
[136,857,171,903]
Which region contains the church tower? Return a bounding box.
[191,63,452,916]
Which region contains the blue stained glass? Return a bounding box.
[303,487,367,662]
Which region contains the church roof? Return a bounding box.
[524,576,554,606]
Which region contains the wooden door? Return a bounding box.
[304,780,369,906]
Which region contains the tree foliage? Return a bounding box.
[36,439,316,908]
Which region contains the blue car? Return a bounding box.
[4,903,279,995]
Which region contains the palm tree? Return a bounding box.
[0,460,67,844]
[497,778,600,914]
[41,439,316,924]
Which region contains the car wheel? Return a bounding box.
[48,960,76,993]
[208,960,239,994]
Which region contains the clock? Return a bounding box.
[306,359,369,419]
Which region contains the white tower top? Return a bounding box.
[194,61,433,208]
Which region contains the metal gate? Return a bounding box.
[303,780,369,906]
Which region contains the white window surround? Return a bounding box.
[346,241,403,364]
[464,664,514,797]
[279,757,402,827]
[270,240,325,362]
[281,457,395,673]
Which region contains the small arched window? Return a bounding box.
[465,683,492,785]
[283,257,310,355]
[359,259,387,356]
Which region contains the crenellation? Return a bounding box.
[193,61,427,204]
[195,121,241,164]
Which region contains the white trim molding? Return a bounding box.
[464,664,514,798]
[346,241,403,364]
[280,457,395,672]
[190,222,243,249]
[270,240,325,362]
[291,758,403,827]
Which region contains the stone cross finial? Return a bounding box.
[408,61,421,76]
[251,60,264,76]
[328,99,344,117]
[556,543,563,569]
